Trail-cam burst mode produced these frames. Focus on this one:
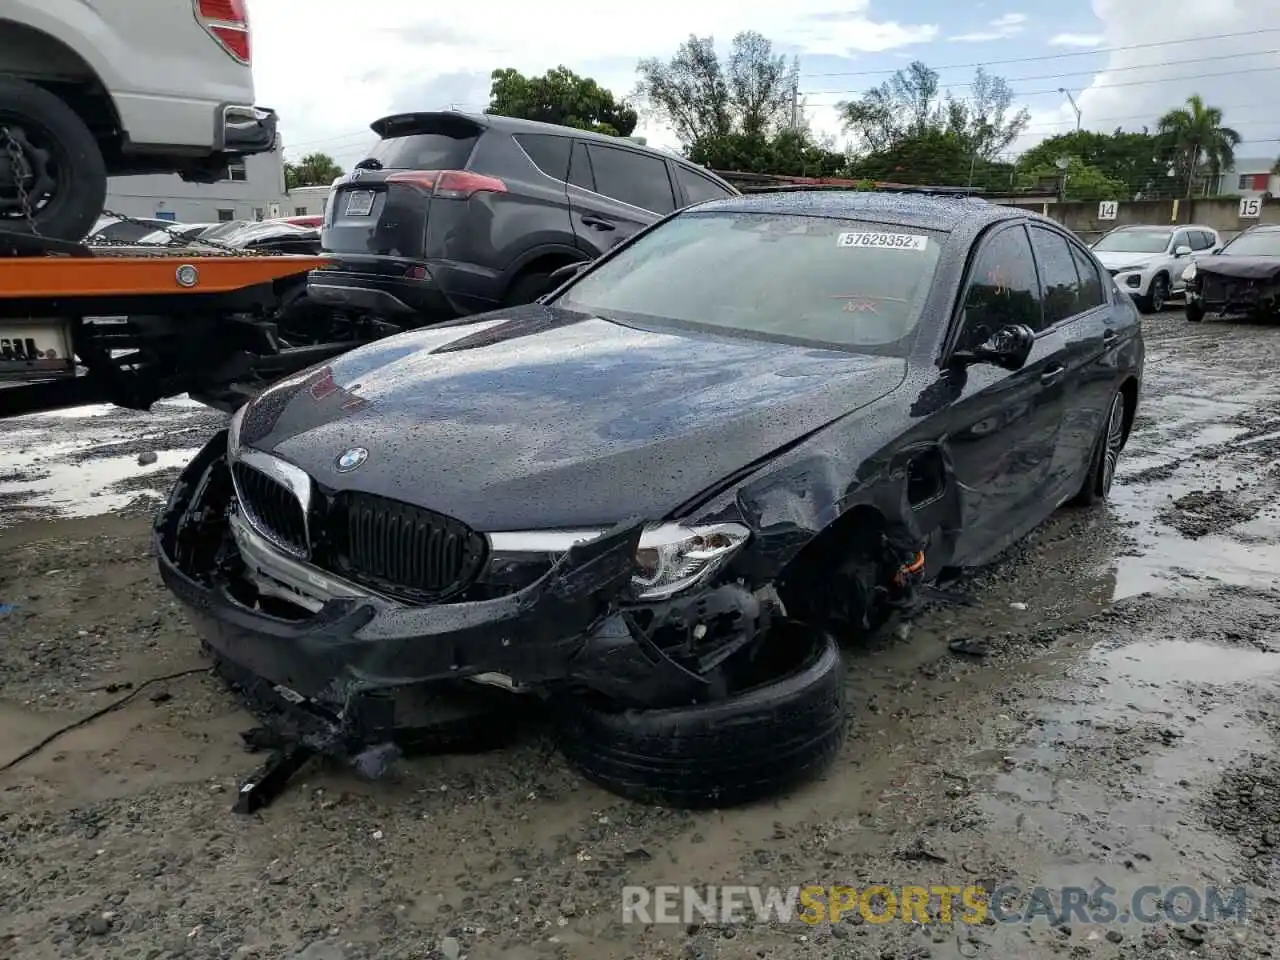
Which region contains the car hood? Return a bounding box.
[1094,251,1161,271]
[238,306,907,530]
[1196,255,1280,281]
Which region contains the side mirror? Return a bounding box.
[1174,244,1192,257]
[549,260,590,282]
[953,324,1036,372]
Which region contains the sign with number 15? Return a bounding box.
[1239,197,1263,219]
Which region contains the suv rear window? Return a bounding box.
[365,132,479,171]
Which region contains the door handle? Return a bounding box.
[580,216,616,231]
[1102,328,1118,343]
[1040,364,1066,385]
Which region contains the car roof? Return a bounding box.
[372,109,731,182]
[686,190,1022,233]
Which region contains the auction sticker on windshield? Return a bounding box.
[837,232,928,250]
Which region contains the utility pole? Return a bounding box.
[1058,87,1082,132]
[790,78,799,130]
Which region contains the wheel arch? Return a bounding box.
[0,19,123,150]
[501,243,587,297]
[1118,374,1140,444]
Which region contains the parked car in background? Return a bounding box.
[135,222,221,245]
[158,191,1142,810]
[1090,224,1221,313]
[210,219,321,255]
[88,215,181,244]
[0,0,276,240]
[279,214,324,227]
[308,111,739,324]
[1184,224,1280,323]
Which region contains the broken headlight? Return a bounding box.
[631,523,750,600]
[485,522,751,601]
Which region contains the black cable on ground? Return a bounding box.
[0,666,209,773]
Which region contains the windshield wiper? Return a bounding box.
[354,157,383,171]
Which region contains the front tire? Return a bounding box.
[0,76,106,241]
[1186,300,1205,323]
[550,621,846,808]
[1136,274,1168,314]
[1071,389,1128,506]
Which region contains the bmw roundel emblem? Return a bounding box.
[335,446,368,473]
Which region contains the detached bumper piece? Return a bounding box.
[156,433,848,811]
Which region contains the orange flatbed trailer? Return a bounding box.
[0,233,357,419]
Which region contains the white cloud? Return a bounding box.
[1048,33,1105,47]
[950,12,1027,43]
[246,0,936,167]
[1011,1,1280,160]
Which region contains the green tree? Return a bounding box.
[1017,129,1178,199]
[284,152,344,190]
[635,31,798,146]
[838,61,1030,161]
[487,66,637,137]
[1157,94,1241,200]
[1271,155,1280,176]
[843,128,1016,190]
[688,128,846,177]
[1017,156,1126,200]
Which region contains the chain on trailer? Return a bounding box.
[1,126,278,257]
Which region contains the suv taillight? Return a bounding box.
[385,170,507,199]
[194,0,250,65]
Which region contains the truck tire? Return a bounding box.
[0,76,107,241]
[551,622,846,808]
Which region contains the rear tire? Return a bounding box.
[1070,389,1128,506]
[551,622,846,808]
[0,76,106,241]
[502,270,558,307]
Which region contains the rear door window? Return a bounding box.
[675,166,735,206]
[365,132,479,170]
[568,141,594,191]
[1028,226,1085,325]
[958,225,1045,347]
[1069,243,1107,312]
[585,144,677,213]
[514,133,571,181]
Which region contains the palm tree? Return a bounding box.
[284,152,345,190]
[1157,94,1241,201]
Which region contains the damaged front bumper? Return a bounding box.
[1193,274,1280,320]
[155,432,772,733]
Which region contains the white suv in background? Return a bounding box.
[1091,224,1222,313]
[0,0,277,240]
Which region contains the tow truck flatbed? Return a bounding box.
[0,231,385,419]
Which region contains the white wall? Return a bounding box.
[102,148,290,224]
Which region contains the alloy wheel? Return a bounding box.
[1101,393,1126,497]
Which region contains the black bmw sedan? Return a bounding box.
[156,191,1143,809]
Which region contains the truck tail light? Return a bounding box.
[194,0,251,65]
[385,170,508,199]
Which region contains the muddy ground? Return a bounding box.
[3,310,1280,960]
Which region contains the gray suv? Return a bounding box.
[307,112,739,322]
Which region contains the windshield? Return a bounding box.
[1093,230,1171,253]
[1219,230,1280,257]
[553,211,944,354]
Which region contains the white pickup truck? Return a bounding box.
[0,0,277,240]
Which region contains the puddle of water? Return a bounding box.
[1094,638,1280,687]
[0,448,198,519]
[971,632,1280,900]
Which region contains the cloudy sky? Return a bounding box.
[246,0,1280,172]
